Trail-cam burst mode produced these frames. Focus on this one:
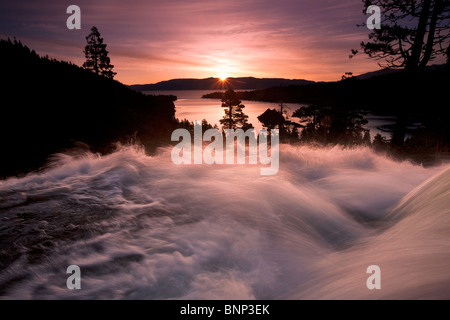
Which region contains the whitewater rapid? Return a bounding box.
[0,144,448,299]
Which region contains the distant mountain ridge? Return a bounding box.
[129,77,315,91]
[131,64,447,91]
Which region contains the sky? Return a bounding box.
[0,0,384,85]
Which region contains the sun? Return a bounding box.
[216,67,231,82]
[215,63,239,82]
[218,73,228,81]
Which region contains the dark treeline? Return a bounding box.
[204,67,449,165]
[203,67,448,110]
[0,39,179,178]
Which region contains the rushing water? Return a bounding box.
[0,144,448,299]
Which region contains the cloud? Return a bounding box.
[0,0,380,84]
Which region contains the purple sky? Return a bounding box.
[0,0,383,84]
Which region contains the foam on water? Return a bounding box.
[0,145,448,299]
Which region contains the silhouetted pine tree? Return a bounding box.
[353,0,450,72]
[83,26,116,79]
[219,89,252,130]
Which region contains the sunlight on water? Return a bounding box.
[0,144,448,299]
[144,90,305,132]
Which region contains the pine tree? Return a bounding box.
[353,0,450,72]
[83,26,116,79]
[219,89,252,130]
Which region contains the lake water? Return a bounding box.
[143,90,306,132]
[143,90,397,141]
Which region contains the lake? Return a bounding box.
[143,90,398,141]
[143,90,306,132]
